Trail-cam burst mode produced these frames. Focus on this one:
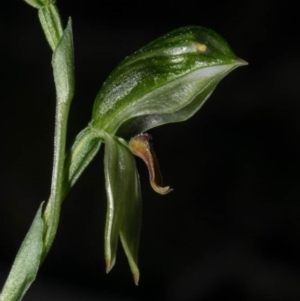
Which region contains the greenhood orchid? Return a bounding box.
[63,26,247,284]
[0,1,247,299]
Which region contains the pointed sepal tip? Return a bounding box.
[105,256,116,274]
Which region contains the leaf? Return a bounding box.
[103,133,142,284]
[0,203,45,301]
[91,26,246,135]
[38,4,63,51]
[52,18,74,107]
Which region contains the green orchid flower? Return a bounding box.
[0,1,247,299]
[63,26,246,285]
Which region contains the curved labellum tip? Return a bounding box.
[129,133,172,195]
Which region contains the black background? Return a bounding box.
[1,0,300,300]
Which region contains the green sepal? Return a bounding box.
[117,64,239,137]
[119,165,142,285]
[92,26,246,136]
[103,133,142,284]
[0,203,45,301]
[62,127,102,199]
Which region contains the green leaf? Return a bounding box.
[52,18,74,106]
[91,26,246,136]
[103,133,142,284]
[0,203,45,301]
[38,4,63,51]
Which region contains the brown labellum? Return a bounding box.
[129,133,172,195]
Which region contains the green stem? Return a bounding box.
[37,3,66,258]
[43,125,105,257]
[38,5,73,258]
[0,4,67,300]
[42,102,70,257]
[0,2,104,299]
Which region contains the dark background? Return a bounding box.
[1,0,300,300]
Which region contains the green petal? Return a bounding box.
[91,26,246,135]
[119,162,142,285]
[103,133,142,284]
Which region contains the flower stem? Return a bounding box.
[42,99,71,257]
[37,2,67,259]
